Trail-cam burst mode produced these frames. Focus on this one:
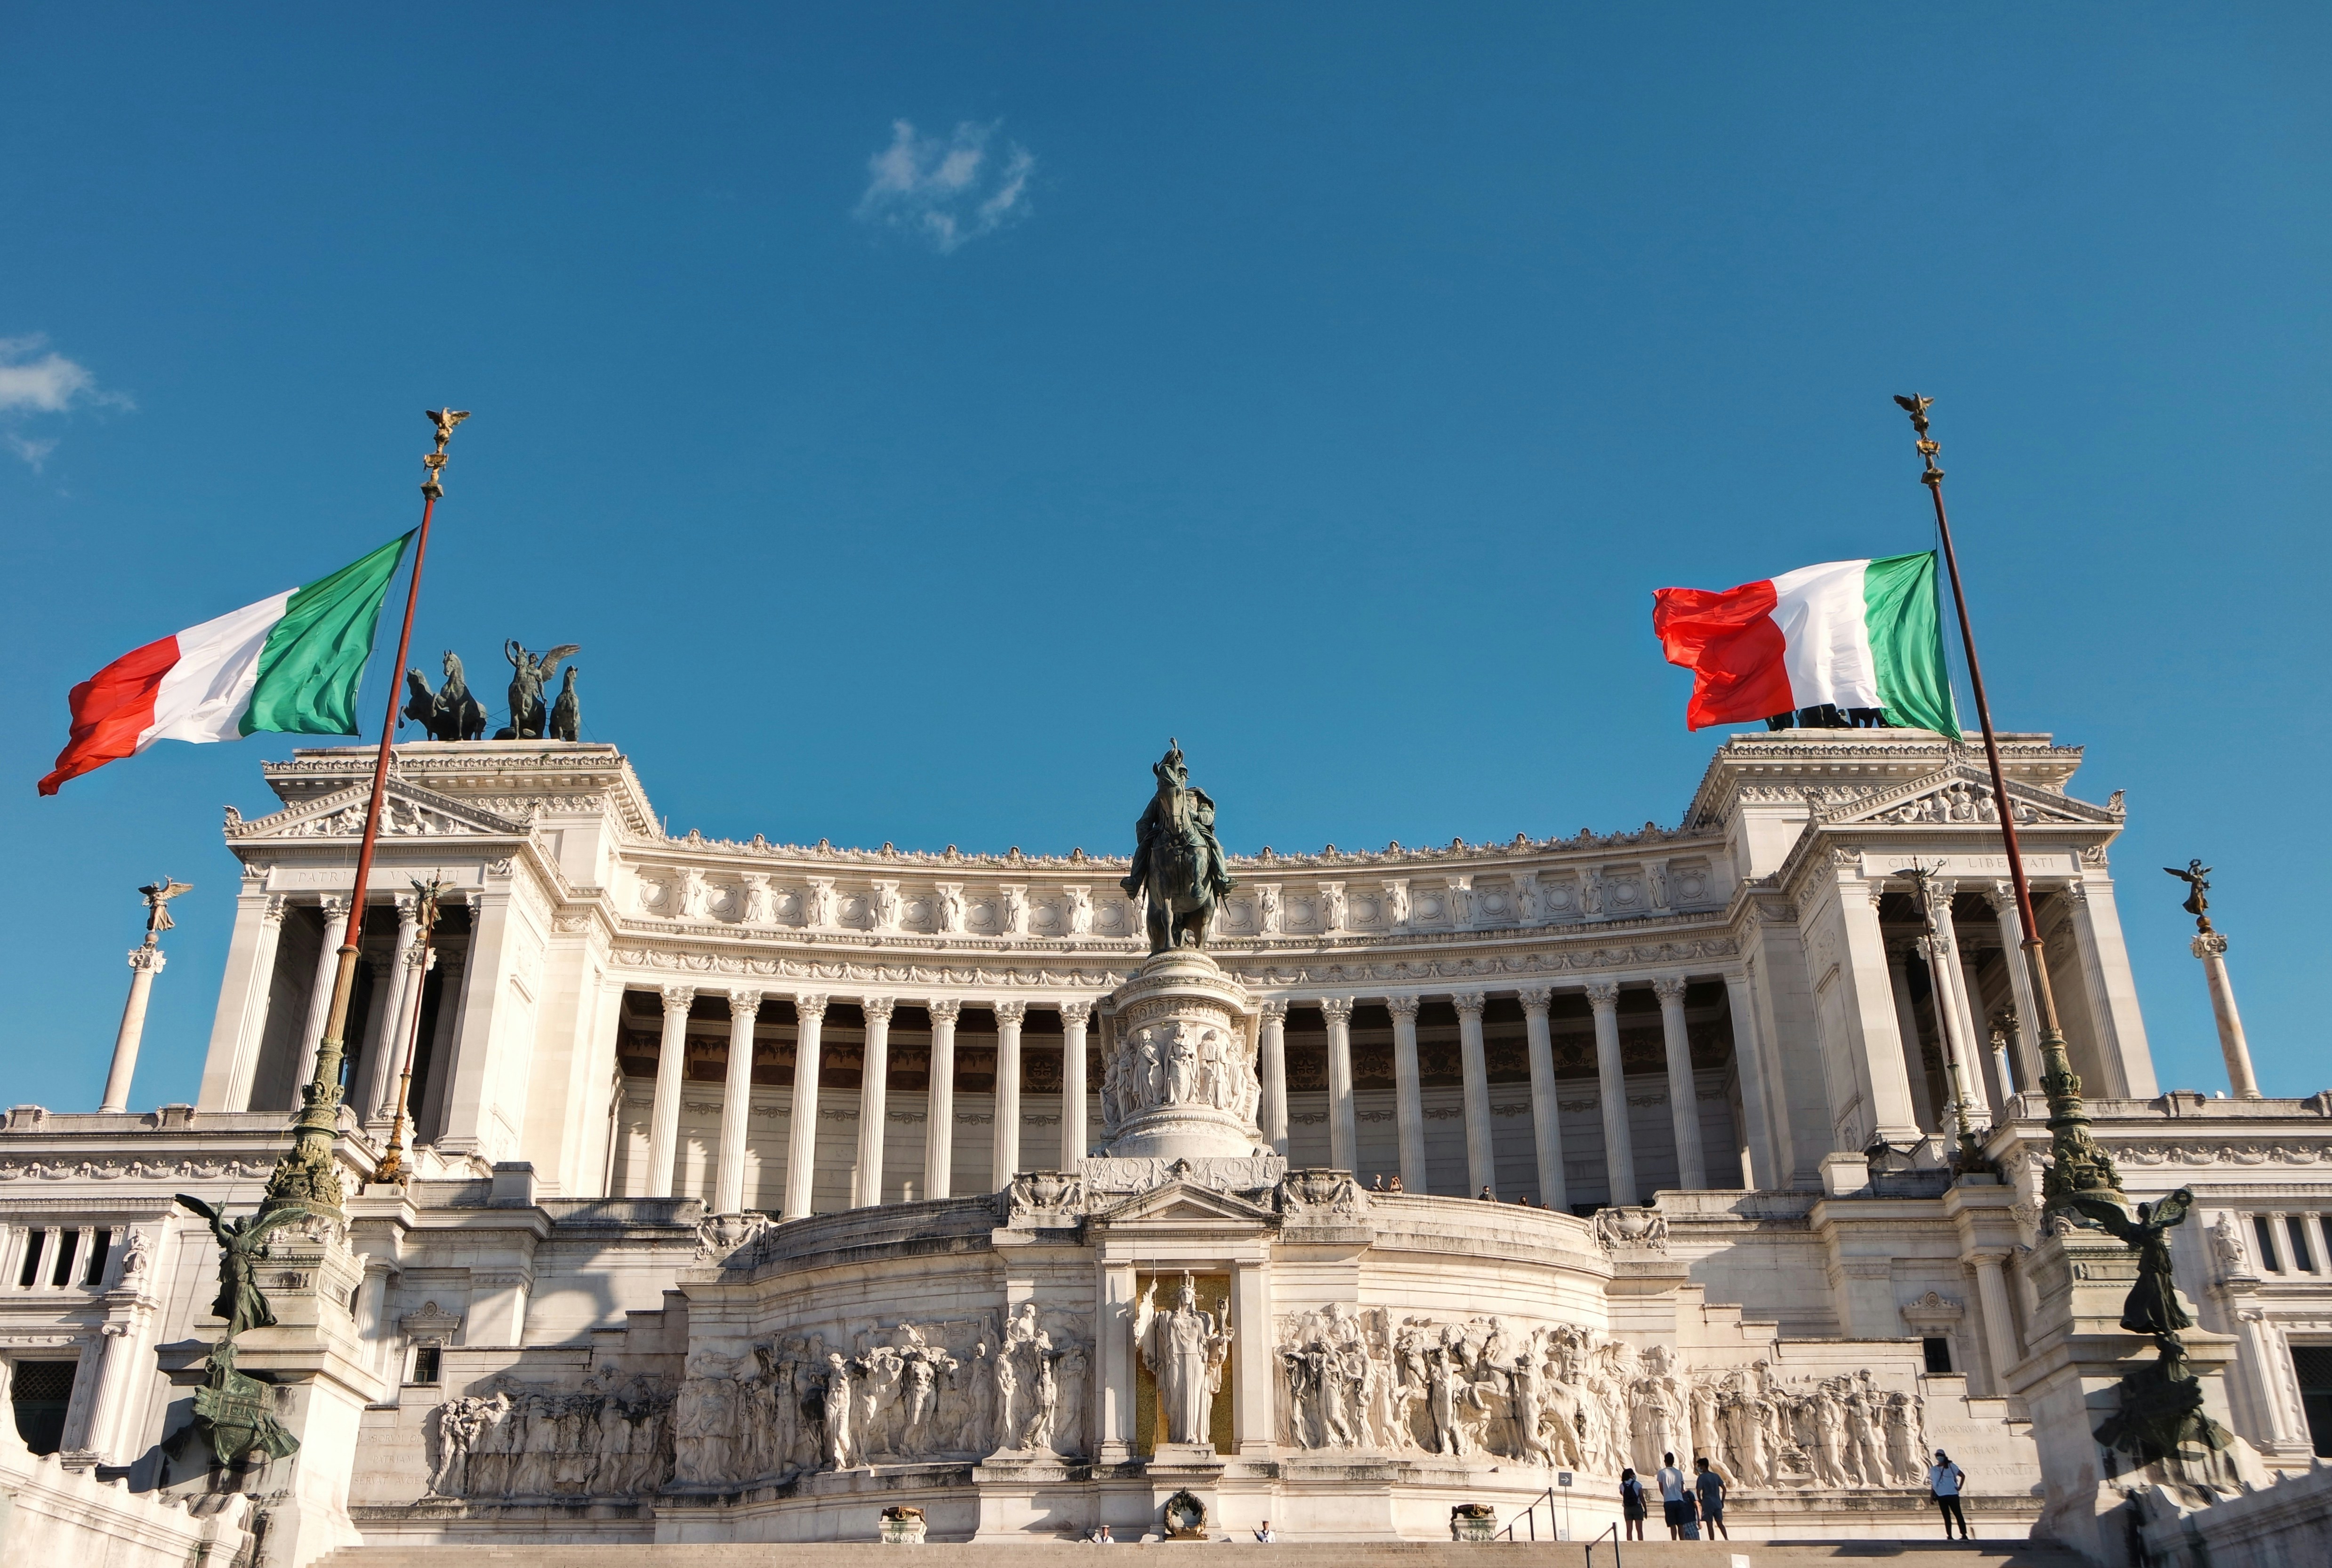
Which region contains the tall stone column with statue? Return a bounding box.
[2165,860,2260,1099]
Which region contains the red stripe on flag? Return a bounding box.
[1651,580,1794,731]
[38,633,181,795]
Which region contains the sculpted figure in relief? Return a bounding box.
[1137,1274,1233,1446]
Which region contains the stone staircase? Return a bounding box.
[319,1542,2091,1568]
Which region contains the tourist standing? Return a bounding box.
[1694,1456,1729,1540]
[1619,1468,1648,1541]
[1655,1451,1689,1539]
[1929,1449,1971,1540]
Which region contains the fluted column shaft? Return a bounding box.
[103,947,166,1112]
[357,898,421,1124]
[782,995,828,1218]
[293,896,354,1094]
[2194,932,2260,1098]
[1587,981,1637,1207]
[714,991,762,1215]
[1455,992,1494,1197]
[645,985,694,1199]
[1258,1001,1290,1157]
[1060,1001,1091,1169]
[1653,976,1705,1190]
[1387,996,1427,1192]
[1322,998,1357,1173]
[925,1000,959,1199]
[1520,988,1566,1211]
[855,998,894,1206]
[1969,1250,2021,1396]
[1981,881,2044,1095]
[992,1000,1025,1187]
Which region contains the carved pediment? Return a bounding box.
[1821,766,2116,830]
[228,779,529,842]
[1090,1179,1279,1229]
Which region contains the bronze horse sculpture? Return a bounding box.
[1121,739,1236,954]
[403,650,489,741]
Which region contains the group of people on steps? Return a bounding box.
[1617,1448,1973,1541]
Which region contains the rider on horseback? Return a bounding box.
[1122,739,1236,951]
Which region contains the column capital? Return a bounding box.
[994,999,1028,1026]
[1974,878,2015,912]
[659,984,697,1014]
[393,892,423,923]
[1651,975,1689,1005]
[2193,931,2229,959]
[1057,1000,1093,1027]
[1319,996,1355,1025]
[1516,986,1551,1014]
[927,998,962,1025]
[1258,999,1289,1023]
[317,894,354,919]
[260,894,289,927]
[796,993,829,1023]
[2061,881,2091,908]
[728,990,763,1019]
[1964,1248,2012,1269]
[126,946,166,975]
[404,944,436,974]
[1383,994,1422,1021]
[1451,991,1486,1018]
[861,996,897,1024]
[1584,979,1621,1009]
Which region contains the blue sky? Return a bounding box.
[4,6,2326,1113]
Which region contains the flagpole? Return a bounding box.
[262,409,467,1220]
[1894,394,2122,1209]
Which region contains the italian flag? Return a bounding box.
[1652,552,1960,736]
[39,533,413,795]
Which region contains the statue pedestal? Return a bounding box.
[182,1219,384,1568]
[1101,952,1263,1162]
[2009,1228,2258,1568]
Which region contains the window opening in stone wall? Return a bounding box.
[83,1228,112,1286]
[2254,1215,2282,1272]
[2292,1346,2332,1459]
[411,1345,441,1384]
[1922,1336,1954,1375]
[47,1229,79,1288]
[15,1231,43,1287]
[9,1359,77,1456]
[2287,1216,2317,1273]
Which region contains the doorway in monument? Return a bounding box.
[1131,1270,1235,1456]
[2292,1344,2332,1457]
[8,1358,76,1455]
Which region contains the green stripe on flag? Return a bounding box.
[1863,550,1961,739]
[238,532,415,737]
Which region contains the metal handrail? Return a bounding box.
[1584,1520,1622,1568]
[1496,1486,1558,1541]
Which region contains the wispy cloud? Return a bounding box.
[0,336,131,471]
[854,120,1036,253]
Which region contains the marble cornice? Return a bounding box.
[1684,729,2083,831]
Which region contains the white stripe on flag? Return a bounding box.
[1769,559,1879,713]
[139,590,295,750]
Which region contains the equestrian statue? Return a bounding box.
[1121,739,1236,954]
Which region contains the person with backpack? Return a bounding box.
[1694,1456,1729,1540]
[1929,1449,1971,1540]
[1618,1468,1648,1541]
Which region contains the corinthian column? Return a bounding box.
[1387,995,1427,1192]
[356,895,421,1127]
[1454,992,1494,1197]
[2193,931,2260,1098]
[101,946,166,1112]
[855,998,895,1206]
[1587,981,1638,1207]
[714,990,762,1215]
[781,995,827,1218]
[1257,1001,1289,1157]
[925,1000,960,1199]
[1653,976,1705,1191]
[292,896,354,1096]
[1978,880,2043,1095]
[1321,997,1357,1172]
[1519,988,1566,1211]
[992,1000,1026,1187]
[645,985,693,1199]
[1059,1001,1092,1170]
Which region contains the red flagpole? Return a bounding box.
[262,409,467,1219]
